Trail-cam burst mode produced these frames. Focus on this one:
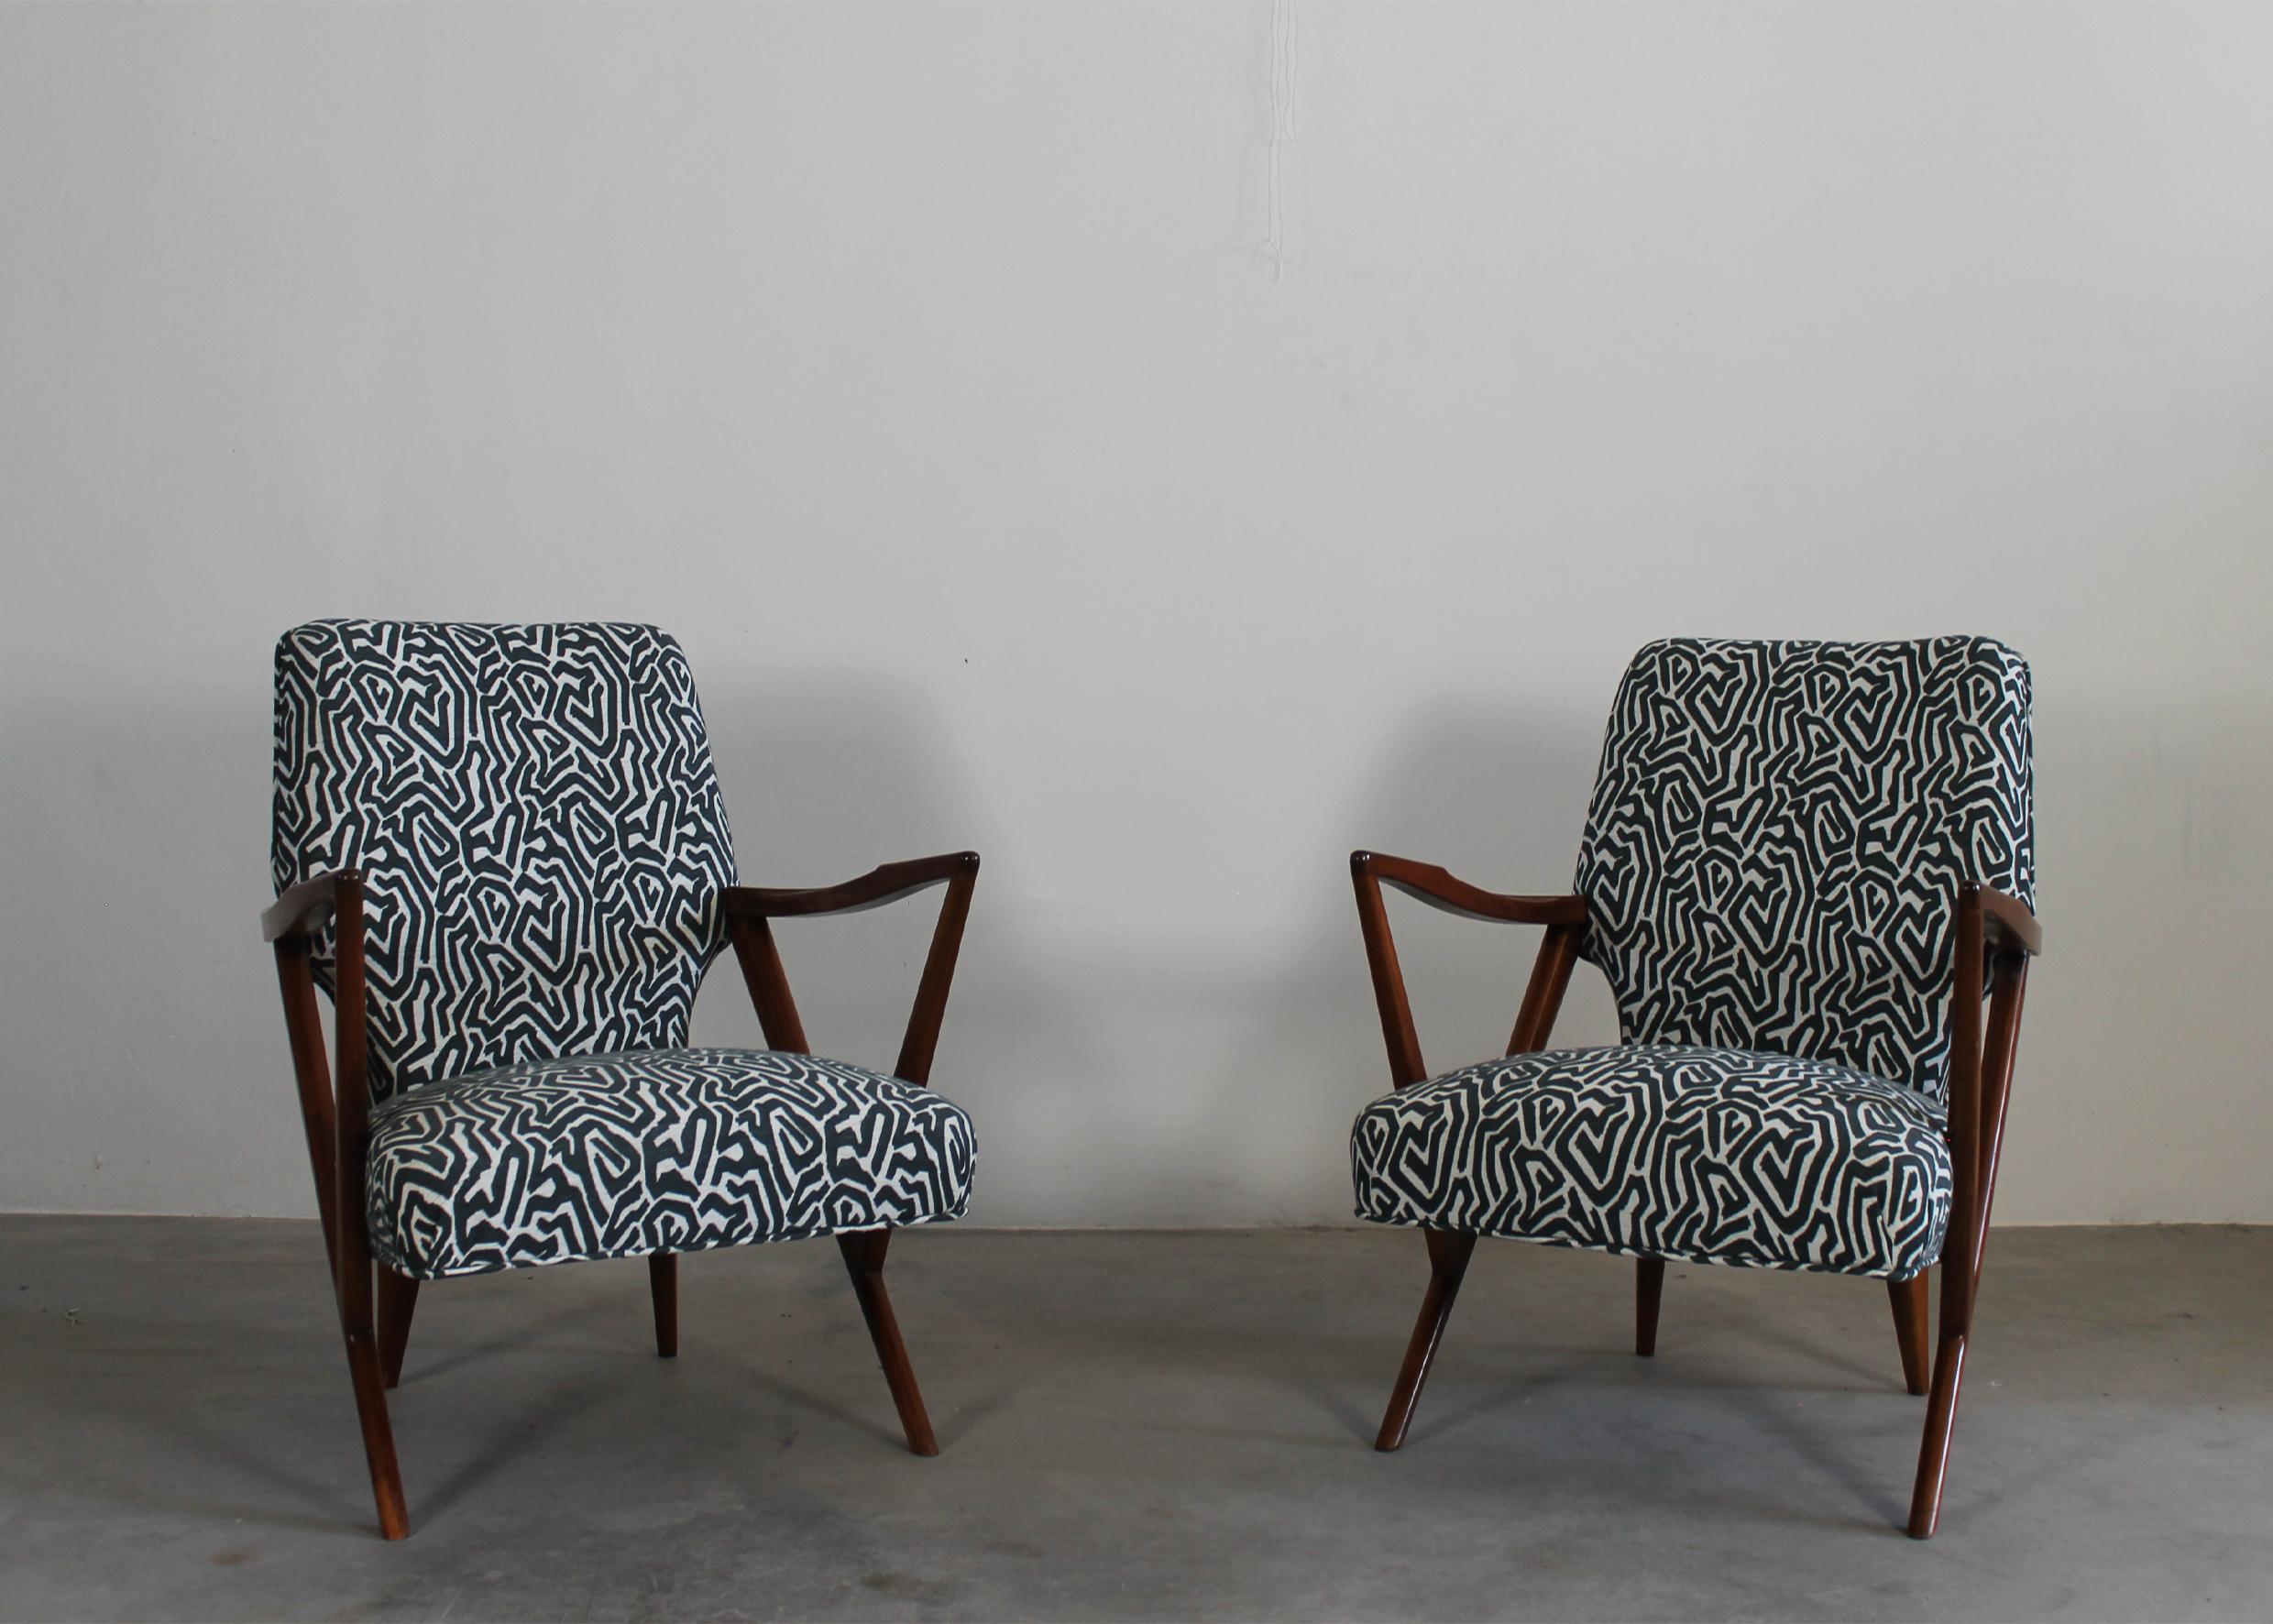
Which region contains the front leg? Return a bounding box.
[1375,1228,1477,1452]
[837,1229,939,1456]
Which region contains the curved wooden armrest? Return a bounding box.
[263,869,361,942]
[724,851,982,1086]
[723,852,981,919]
[1351,851,1587,926]
[1350,850,1589,1089]
[1974,883,2042,957]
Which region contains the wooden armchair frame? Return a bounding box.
[1348,850,2038,1539]
[264,850,980,1540]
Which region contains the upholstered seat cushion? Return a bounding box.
[1351,1044,1951,1279]
[367,1048,976,1279]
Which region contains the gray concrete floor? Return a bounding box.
[1,1219,2268,1622]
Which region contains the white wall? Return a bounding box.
[4,3,2268,1227]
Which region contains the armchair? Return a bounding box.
[1346,637,2038,1538]
[265,620,980,1538]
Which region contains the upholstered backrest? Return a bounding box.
[1574,638,2033,1103]
[272,620,738,1101]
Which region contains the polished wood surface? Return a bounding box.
[726,851,980,1089]
[272,939,340,1275]
[1940,885,1987,1348]
[1890,1272,1931,1397]
[1907,883,2037,1539]
[726,914,811,1054]
[1910,1332,1970,1538]
[1351,851,1588,927]
[893,853,981,1087]
[838,1230,939,1456]
[377,1268,418,1390]
[1350,851,1428,1087]
[649,1255,678,1359]
[1351,851,1587,1094]
[1375,1228,1476,1452]
[721,851,979,918]
[1507,924,1584,1058]
[262,869,351,943]
[268,872,410,1540]
[1635,1258,1665,1357]
[1980,884,2043,957]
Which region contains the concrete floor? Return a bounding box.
[1,1219,2268,1622]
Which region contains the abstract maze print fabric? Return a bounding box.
[1352,637,2030,1278]
[272,620,976,1276]
[273,620,738,1103]
[367,1048,977,1279]
[1351,1044,1952,1278]
[1576,637,2034,1103]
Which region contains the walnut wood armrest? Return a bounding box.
[1350,850,1589,1089]
[724,852,981,1086]
[722,851,981,919]
[1975,883,2043,958]
[1350,852,1587,926]
[263,869,361,942]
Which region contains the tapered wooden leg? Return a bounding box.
[1889,1272,1931,1397]
[376,1267,418,1389]
[1635,1257,1665,1356]
[1906,1333,1969,1539]
[335,1264,409,1541]
[836,1229,939,1456]
[1375,1228,1477,1452]
[649,1254,678,1358]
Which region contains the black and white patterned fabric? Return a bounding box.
[272,621,976,1278]
[367,1048,976,1279]
[1576,637,2034,1103]
[274,620,738,1103]
[1352,637,2032,1278]
[1352,1044,1952,1278]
